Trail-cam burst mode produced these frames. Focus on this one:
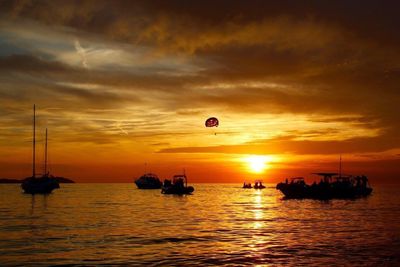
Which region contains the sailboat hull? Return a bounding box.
[21,177,60,194]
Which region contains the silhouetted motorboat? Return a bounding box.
[243,182,252,188]
[161,173,194,195]
[21,105,60,194]
[276,173,372,200]
[253,180,265,189]
[134,173,162,189]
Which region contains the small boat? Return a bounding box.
[21,105,60,194]
[276,173,373,200]
[243,182,252,188]
[161,173,194,195]
[253,180,265,189]
[134,173,162,189]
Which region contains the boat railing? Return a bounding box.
[291,177,304,180]
[142,173,159,178]
[172,174,187,187]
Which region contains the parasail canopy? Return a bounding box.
[205,117,219,127]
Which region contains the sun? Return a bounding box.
[249,157,266,173]
[244,155,272,174]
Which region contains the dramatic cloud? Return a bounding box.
[0,1,399,182]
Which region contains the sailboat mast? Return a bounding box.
[32,104,36,178]
[339,154,342,178]
[44,128,48,175]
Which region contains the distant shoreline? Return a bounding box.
[0,177,75,184]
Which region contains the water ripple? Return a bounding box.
[0,184,399,266]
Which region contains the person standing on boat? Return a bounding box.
[361,175,368,188]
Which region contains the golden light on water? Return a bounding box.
[252,191,264,229]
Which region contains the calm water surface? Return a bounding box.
[0,183,399,266]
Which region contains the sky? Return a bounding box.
[0,0,399,183]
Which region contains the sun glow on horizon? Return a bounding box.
[244,155,274,174]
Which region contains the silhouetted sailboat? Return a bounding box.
[21,105,60,194]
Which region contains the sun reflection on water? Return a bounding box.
[252,191,264,229]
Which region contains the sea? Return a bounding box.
[0,183,399,266]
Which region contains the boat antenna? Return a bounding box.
[32,104,36,178]
[44,128,48,176]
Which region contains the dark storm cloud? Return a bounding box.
[0,0,399,151]
[2,1,399,49]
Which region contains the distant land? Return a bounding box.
[0,177,75,184]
